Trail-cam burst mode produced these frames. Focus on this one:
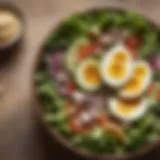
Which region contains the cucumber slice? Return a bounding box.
[65,37,89,72]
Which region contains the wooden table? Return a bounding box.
[1,0,160,159]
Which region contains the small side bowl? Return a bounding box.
[0,2,25,51]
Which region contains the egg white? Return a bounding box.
[75,59,101,91]
[119,61,152,99]
[108,98,149,122]
[100,45,133,88]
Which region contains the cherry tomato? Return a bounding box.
[126,36,142,50]
[125,45,137,59]
[78,44,98,60]
[125,36,142,59]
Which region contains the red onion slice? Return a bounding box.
[149,54,160,70]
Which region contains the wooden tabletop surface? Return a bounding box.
[1,0,160,159]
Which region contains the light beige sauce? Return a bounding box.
[0,9,21,44]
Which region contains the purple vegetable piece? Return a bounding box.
[149,54,160,70]
[53,51,64,64]
[51,51,64,68]
[48,51,65,77]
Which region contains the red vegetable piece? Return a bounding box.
[67,82,76,94]
[66,104,86,134]
[67,103,97,134]
[78,44,98,60]
[69,116,88,134]
[125,36,142,59]
[125,45,137,59]
[69,112,94,134]
[96,113,109,126]
[126,36,141,50]
[63,82,77,97]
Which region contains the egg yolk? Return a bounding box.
[107,61,126,80]
[83,64,100,84]
[116,100,140,115]
[134,65,147,77]
[113,52,128,63]
[123,65,148,93]
[123,76,142,93]
[106,51,129,80]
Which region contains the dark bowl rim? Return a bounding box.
[0,2,25,50]
[33,7,160,160]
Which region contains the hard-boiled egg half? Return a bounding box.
[75,59,101,91]
[100,45,133,88]
[119,61,152,99]
[109,98,149,122]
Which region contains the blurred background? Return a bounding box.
[0,0,160,160]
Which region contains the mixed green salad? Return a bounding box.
[36,9,160,155]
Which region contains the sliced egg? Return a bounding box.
[109,98,149,122]
[100,45,133,88]
[75,59,101,91]
[119,61,152,98]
